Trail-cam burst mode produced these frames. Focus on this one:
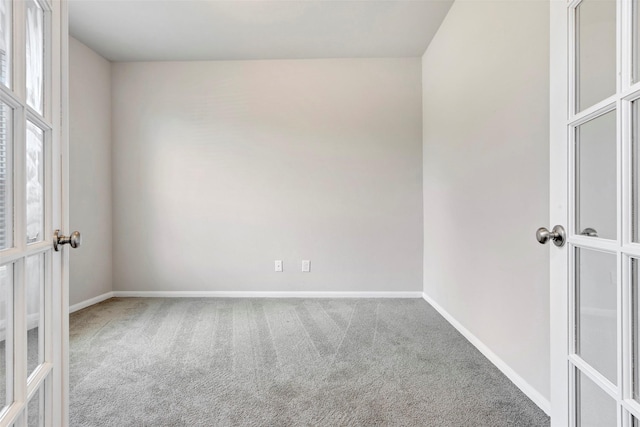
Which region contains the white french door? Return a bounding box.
[0,0,66,426]
[551,0,640,425]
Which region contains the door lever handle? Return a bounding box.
[536,225,566,247]
[53,230,82,252]
[580,227,598,237]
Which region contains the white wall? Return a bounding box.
[421,0,550,404]
[69,37,113,306]
[112,58,423,293]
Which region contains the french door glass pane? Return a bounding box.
[27,386,41,427]
[576,0,616,111]
[635,0,640,83]
[25,0,43,114]
[0,0,11,88]
[634,100,640,242]
[26,122,43,245]
[576,110,617,240]
[576,248,617,384]
[0,102,12,250]
[577,370,617,426]
[634,258,640,403]
[0,263,11,412]
[25,253,42,377]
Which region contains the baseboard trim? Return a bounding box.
[68,291,422,312]
[69,292,114,314]
[113,291,423,299]
[422,292,551,416]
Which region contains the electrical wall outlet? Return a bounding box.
[302,260,310,272]
[275,260,283,272]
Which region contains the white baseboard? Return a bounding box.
[422,292,551,415]
[68,290,421,313]
[69,292,114,314]
[112,291,423,299]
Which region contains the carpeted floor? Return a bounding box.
[69,298,550,426]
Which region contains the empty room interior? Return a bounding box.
[66,0,555,425]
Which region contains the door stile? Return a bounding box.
[622,253,633,427]
[568,245,578,427]
[622,253,637,424]
[52,0,67,424]
[54,0,66,423]
[615,97,624,427]
[550,0,570,425]
[6,259,24,427]
[8,0,26,424]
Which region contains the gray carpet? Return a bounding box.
[69,298,550,426]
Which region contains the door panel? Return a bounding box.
[25,0,43,115]
[0,262,12,412]
[25,122,43,245]
[576,247,618,385]
[576,0,616,112]
[27,385,41,426]
[634,1,640,84]
[1,101,13,251]
[575,110,617,240]
[577,369,618,426]
[632,99,640,242]
[632,258,640,404]
[552,0,640,425]
[25,252,43,379]
[0,0,64,425]
[0,0,11,91]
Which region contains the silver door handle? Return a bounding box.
[580,227,598,237]
[536,225,566,247]
[53,230,82,252]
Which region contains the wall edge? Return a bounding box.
[422,292,551,415]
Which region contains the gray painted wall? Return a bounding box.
[69,37,113,306]
[421,0,550,401]
[69,19,554,411]
[111,58,423,293]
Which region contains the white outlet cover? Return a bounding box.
[302,260,310,272]
[275,260,283,272]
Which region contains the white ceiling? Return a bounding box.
[68,0,453,62]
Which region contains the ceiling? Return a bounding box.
[68,0,453,62]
